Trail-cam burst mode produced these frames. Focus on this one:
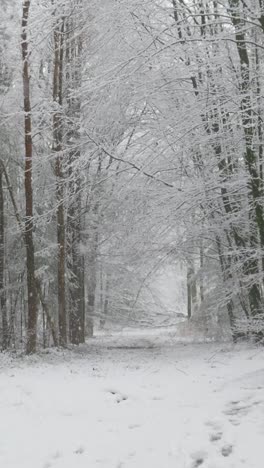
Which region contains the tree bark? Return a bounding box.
[0,168,7,349]
[66,14,85,345]
[53,15,67,346]
[21,0,38,354]
[187,268,192,319]
[87,260,96,337]
[68,201,85,344]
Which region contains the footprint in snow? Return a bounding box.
[223,400,246,416]
[192,459,204,468]
[116,395,128,403]
[221,444,233,457]
[205,420,224,437]
[74,445,85,454]
[209,431,223,442]
[223,398,261,426]
[106,389,128,403]
[190,450,207,467]
[205,419,221,430]
[206,421,233,456]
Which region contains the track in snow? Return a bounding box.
[0,332,263,468]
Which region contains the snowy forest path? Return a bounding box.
[0,334,263,468]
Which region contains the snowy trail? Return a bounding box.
[0,334,264,468]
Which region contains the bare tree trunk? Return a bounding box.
[53,16,67,346]
[99,270,109,329]
[21,0,38,354]
[87,254,96,337]
[187,267,192,319]
[0,168,7,349]
[200,241,204,303]
[103,278,109,326]
[86,159,102,338]
[68,200,85,344]
[66,14,85,344]
[187,260,197,319]
[99,264,103,327]
[215,235,239,341]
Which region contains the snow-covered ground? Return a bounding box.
[0,331,263,468]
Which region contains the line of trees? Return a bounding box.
[0,0,264,353]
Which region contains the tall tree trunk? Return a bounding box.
[103,278,109,326]
[68,196,85,344]
[187,263,197,319]
[87,253,96,337]
[0,168,7,349]
[215,235,237,340]
[200,241,204,303]
[21,0,38,354]
[53,16,67,346]
[66,12,85,345]
[187,268,192,320]
[86,158,102,338]
[99,270,109,329]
